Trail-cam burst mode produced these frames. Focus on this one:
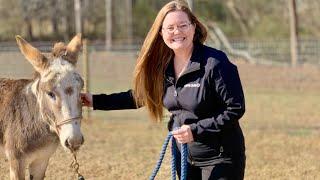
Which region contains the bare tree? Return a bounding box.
[207,22,256,64]
[226,0,249,35]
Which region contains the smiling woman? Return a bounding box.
[161,11,195,52]
[81,1,246,179]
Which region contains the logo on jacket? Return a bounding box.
[184,83,200,88]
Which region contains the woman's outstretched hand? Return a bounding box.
[172,125,194,144]
[81,93,93,107]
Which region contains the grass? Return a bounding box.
[0,51,319,179]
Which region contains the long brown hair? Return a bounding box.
[133,0,207,122]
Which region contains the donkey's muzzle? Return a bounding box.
[65,135,84,151]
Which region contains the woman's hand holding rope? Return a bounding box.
[172,125,194,144]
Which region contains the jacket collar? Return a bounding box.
[165,43,204,83]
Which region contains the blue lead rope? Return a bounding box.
[149,132,188,180]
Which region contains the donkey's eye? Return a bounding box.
[47,91,56,100]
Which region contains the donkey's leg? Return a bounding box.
[5,147,25,180]
[8,158,25,180]
[28,157,50,180]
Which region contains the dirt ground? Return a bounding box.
[0,53,320,179]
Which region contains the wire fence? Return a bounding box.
[219,38,320,64]
[0,38,319,65]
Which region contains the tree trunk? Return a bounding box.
[207,22,256,64]
[74,0,82,34]
[25,17,34,40]
[187,0,193,11]
[125,0,133,45]
[105,0,112,50]
[288,0,299,66]
[64,0,75,40]
[226,0,249,35]
[50,0,59,36]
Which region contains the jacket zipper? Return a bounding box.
[173,79,196,165]
[167,63,201,166]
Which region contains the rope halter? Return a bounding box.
[52,116,82,135]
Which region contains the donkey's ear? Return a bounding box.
[16,35,48,73]
[66,34,82,65]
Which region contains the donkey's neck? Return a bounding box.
[0,78,59,153]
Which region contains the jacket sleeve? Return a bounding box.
[189,59,245,139]
[92,89,140,110]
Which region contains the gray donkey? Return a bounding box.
[0,34,85,180]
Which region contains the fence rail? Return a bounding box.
[1,38,319,65]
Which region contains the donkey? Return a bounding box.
[0,34,85,180]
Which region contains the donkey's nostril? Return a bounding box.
[64,137,83,151]
[81,136,84,145]
[65,139,70,148]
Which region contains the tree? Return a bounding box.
[125,0,133,45]
[226,0,249,35]
[74,0,82,34]
[288,0,298,66]
[49,0,59,35]
[105,0,112,50]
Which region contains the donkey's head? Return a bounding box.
[16,34,84,152]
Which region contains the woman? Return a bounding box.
[81,1,246,179]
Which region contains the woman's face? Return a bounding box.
[161,10,195,51]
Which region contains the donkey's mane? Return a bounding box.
[31,41,75,80]
[52,42,78,64]
[52,42,67,58]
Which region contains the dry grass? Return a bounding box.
[0,52,320,179]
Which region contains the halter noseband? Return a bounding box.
[54,116,82,135]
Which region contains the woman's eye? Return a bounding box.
[167,27,174,31]
[180,24,187,28]
[47,92,56,100]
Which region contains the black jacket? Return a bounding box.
[92,43,245,166]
